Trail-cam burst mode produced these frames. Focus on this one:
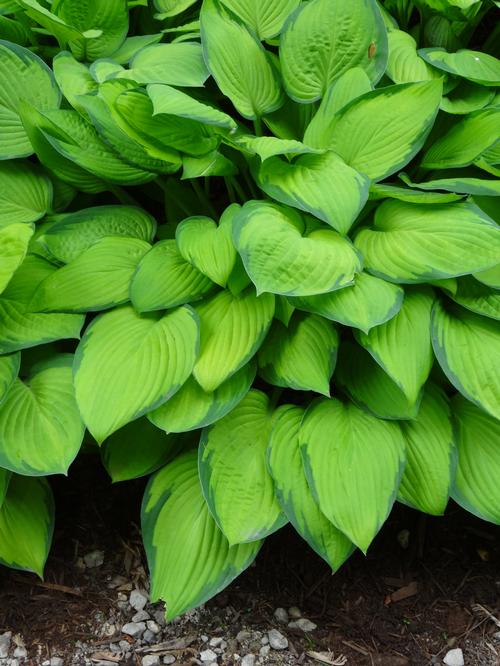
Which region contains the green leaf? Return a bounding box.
[355,200,500,283]
[228,134,321,161]
[42,205,156,264]
[0,40,61,159]
[258,312,338,396]
[473,264,500,290]
[149,362,255,433]
[280,0,387,102]
[321,80,443,181]
[108,33,163,65]
[101,417,185,482]
[289,272,404,333]
[0,161,52,226]
[0,299,84,354]
[0,354,84,475]
[199,389,286,544]
[275,296,294,326]
[200,0,283,119]
[256,152,370,235]
[431,300,500,420]
[233,201,362,296]
[15,0,92,45]
[0,474,54,577]
[220,0,299,38]
[398,384,455,516]
[193,287,274,392]
[3,256,57,307]
[119,42,209,86]
[153,0,197,17]
[74,305,199,442]
[370,182,463,204]
[447,276,500,320]
[386,29,441,84]
[400,172,500,197]
[0,223,34,294]
[0,468,9,508]
[0,352,19,406]
[300,397,406,552]
[419,48,500,86]
[268,405,354,570]
[142,450,261,619]
[356,287,435,404]
[451,395,500,524]
[440,80,495,115]
[130,240,215,313]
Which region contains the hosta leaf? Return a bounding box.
[30,237,150,313]
[153,0,197,17]
[386,29,440,84]
[280,0,387,102]
[419,48,500,86]
[0,161,52,226]
[1,255,56,305]
[258,313,338,396]
[0,300,84,354]
[142,450,261,619]
[229,134,321,162]
[233,201,362,296]
[15,0,92,45]
[355,200,500,283]
[0,475,54,577]
[199,390,286,544]
[42,205,156,264]
[74,305,199,442]
[149,362,255,433]
[0,468,9,508]
[400,173,500,197]
[300,398,406,552]
[0,224,34,294]
[200,0,283,120]
[264,97,316,141]
[322,81,443,181]
[0,40,61,159]
[451,396,500,524]
[193,288,274,392]
[431,301,500,420]
[268,405,354,570]
[108,33,163,65]
[289,272,404,333]
[369,182,462,204]
[440,80,495,115]
[356,287,435,404]
[0,354,84,475]
[447,277,500,320]
[119,42,209,87]
[182,150,236,179]
[398,384,455,516]
[275,296,295,326]
[130,240,214,313]
[473,264,500,290]
[220,0,299,38]
[0,352,19,406]
[256,152,370,235]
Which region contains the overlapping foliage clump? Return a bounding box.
[0,0,499,620]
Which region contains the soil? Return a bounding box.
[1,456,500,666]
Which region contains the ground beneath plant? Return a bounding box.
[1,458,500,666]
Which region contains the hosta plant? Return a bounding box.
[0,0,499,620]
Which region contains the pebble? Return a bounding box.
[200,649,218,662]
[273,608,289,625]
[443,649,464,666]
[240,654,255,666]
[288,618,317,632]
[142,656,160,666]
[267,630,288,651]
[143,630,156,644]
[201,635,209,643]
[163,655,176,664]
[121,622,147,638]
[260,636,268,645]
[0,633,11,659]
[13,647,27,659]
[236,631,252,643]
[83,550,104,568]
[288,606,301,619]
[118,641,131,653]
[50,658,64,666]
[154,611,166,626]
[209,638,224,648]
[132,610,150,623]
[10,659,19,666]
[146,620,161,634]
[259,646,270,658]
[129,590,148,612]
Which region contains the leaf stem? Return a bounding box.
[253,116,263,137]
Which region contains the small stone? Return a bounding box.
[50,658,64,666]
[273,608,289,625]
[236,631,252,643]
[287,618,317,632]
[118,641,131,653]
[494,631,500,641]
[142,656,160,666]
[109,644,121,654]
[260,636,268,645]
[163,655,176,665]
[0,633,12,659]
[154,611,166,626]
[146,621,161,634]
[259,646,270,658]
[132,611,150,623]
[121,622,146,638]
[83,550,104,568]
[267,630,288,651]
[10,659,19,666]
[100,623,116,638]
[443,648,464,666]
[288,606,301,619]
[129,589,148,612]
[200,650,217,662]
[13,647,27,659]
[240,654,255,666]
[201,636,209,643]
[117,593,127,602]
[209,638,224,648]
[143,630,156,644]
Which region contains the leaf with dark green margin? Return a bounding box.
[448,276,500,320]
[0,224,34,294]
[0,352,19,406]
[441,80,495,115]
[369,182,462,204]
[386,29,441,84]
[419,47,500,86]
[220,0,299,38]
[118,42,209,86]
[400,172,500,197]
[0,161,52,226]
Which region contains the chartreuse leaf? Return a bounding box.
[448,277,500,320]
[153,0,197,17]
[142,450,261,619]
[147,84,237,129]
[300,398,406,553]
[101,417,185,482]
[233,201,362,296]
[419,48,500,86]
[422,109,500,169]
[0,468,9,508]
[0,474,54,577]
[386,30,440,84]
[275,296,294,326]
[227,134,321,161]
[268,405,354,570]
[400,173,500,197]
[355,200,500,283]
[432,301,500,420]
[0,40,61,159]
[200,0,283,120]
[290,272,404,333]
[220,0,299,38]
[15,0,93,45]
[149,362,255,433]
[264,97,316,141]
[473,264,500,290]
[0,161,52,226]
[257,152,370,235]
[357,287,435,404]
[11,257,58,300]
[193,288,274,392]
[74,305,199,442]
[0,352,19,406]
[0,224,34,294]
[336,341,421,420]
[0,300,84,354]
[398,384,455,516]
[42,205,156,264]
[280,0,387,102]
[321,81,442,181]
[451,396,500,524]
[0,355,84,476]
[369,182,462,204]
[130,240,214,313]
[119,42,209,86]
[258,313,338,396]
[30,237,150,313]
[176,209,238,287]
[440,80,495,115]
[108,33,162,64]
[199,390,286,544]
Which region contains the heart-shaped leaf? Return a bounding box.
[0,161,52,226]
